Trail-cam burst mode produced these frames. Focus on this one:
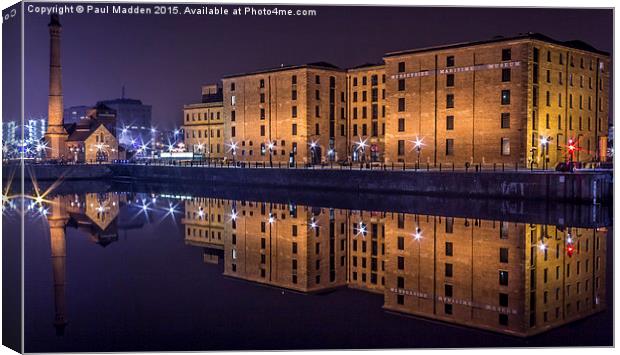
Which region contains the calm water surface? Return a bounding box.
[4,181,612,352]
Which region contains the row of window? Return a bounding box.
[352,88,385,102]
[185,111,221,122]
[352,74,385,86]
[185,129,221,139]
[396,138,511,156]
[397,90,511,112]
[542,91,603,112]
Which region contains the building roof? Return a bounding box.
[64,116,117,142]
[384,32,609,58]
[348,62,385,71]
[184,102,223,109]
[222,61,344,79]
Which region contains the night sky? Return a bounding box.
[20,4,613,129]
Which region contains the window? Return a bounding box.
[315,123,320,135]
[397,236,405,250]
[446,139,454,156]
[500,248,509,263]
[445,263,453,277]
[446,94,454,108]
[445,284,453,297]
[502,68,511,82]
[292,124,297,136]
[260,108,265,120]
[230,82,236,91]
[397,294,404,305]
[315,75,320,84]
[397,276,405,289]
[501,113,510,128]
[445,304,453,315]
[397,140,405,156]
[398,118,405,132]
[502,48,511,61]
[501,90,510,105]
[292,106,297,118]
[398,62,405,73]
[499,314,508,326]
[501,138,510,156]
[398,98,406,112]
[446,115,454,130]
[499,293,509,307]
[446,56,455,67]
[260,125,265,136]
[292,75,297,85]
[445,242,453,256]
[292,90,297,100]
[259,79,265,88]
[397,256,404,270]
[499,270,509,286]
[315,106,320,117]
[398,79,405,91]
[446,74,455,87]
[231,126,236,137]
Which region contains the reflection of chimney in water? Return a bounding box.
[48,196,69,336]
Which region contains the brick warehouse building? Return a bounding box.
[383,33,610,168]
[182,84,225,161]
[199,33,609,167]
[222,63,348,165]
[347,63,388,162]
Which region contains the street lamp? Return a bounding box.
[540,136,550,170]
[267,141,274,167]
[567,138,577,170]
[310,140,318,165]
[355,137,367,163]
[227,140,238,164]
[412,137,424,169]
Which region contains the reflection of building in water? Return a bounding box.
[382,214,607,337]
[179,197,607,336]
[64,193,125,247]
[43,192,127,335]
[220,202,348,293]
[348,210,386,293]
[182,198,227,264]
[48,196,69,335]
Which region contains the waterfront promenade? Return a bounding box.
[3,162,612,204]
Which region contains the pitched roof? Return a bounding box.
[222,61,343,79]
[384,32,609,57]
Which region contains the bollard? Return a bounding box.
[402,162,405,171]
[439,163,442,172]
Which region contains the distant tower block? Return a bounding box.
[44,14,68,159]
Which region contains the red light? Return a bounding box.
[567,244,575,257]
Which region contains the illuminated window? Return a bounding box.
[501,138,510,156]
[501,90,510,105]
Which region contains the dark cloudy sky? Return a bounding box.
[17,3,613,129]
